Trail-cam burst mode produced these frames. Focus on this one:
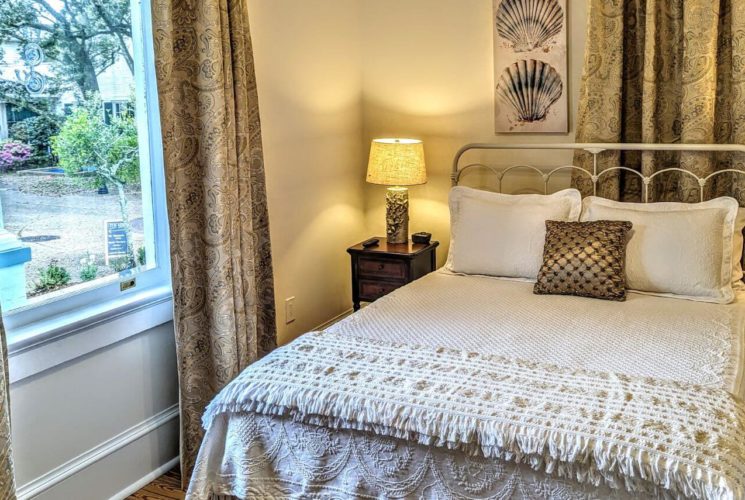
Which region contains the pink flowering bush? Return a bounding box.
[0,141,32,172]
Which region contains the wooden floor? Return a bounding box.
[126,468,185,499]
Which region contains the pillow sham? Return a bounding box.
[580,196,739,304]
[534,220,633,301]
[446,187,582,279]
[732,208,745,285]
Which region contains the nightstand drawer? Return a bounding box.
[358,257,407,279]
[348,237,439,311]
[358,279,403,301]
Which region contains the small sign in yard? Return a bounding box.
[105,220,129,265]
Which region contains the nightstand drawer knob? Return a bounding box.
[377,263,385,270]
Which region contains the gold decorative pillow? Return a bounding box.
[534,220,633,301]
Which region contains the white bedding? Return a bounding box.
[189,271,745,499]
[330,270,745,398]
[193,412,639,499]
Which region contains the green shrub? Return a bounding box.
[79,253,98,281]
[9,115,61,169]
[34,260,71,292]
[52,96,140,186]
[80,265,98,281]
[109,256,134,273]
[136,246,146,266]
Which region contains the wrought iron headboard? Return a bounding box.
[451,143,745,203]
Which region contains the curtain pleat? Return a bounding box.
[0,312,16,499]
[573,0,745,203]
[151,0,276,486]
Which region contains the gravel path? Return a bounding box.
[0,174,144,294]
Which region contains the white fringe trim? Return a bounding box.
[201,333,745,500]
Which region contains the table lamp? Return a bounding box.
[366,138,426,244]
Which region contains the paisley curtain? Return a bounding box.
[573,0,745,203]
[0,315,16,499]
[151,0,277,485]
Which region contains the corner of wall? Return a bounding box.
[250,0,588,338]
[358,0,588,265]
[249,0,366,344]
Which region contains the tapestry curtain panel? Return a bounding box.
[573,0,745,203]
[151,0,276,484]
[0,315,16,499]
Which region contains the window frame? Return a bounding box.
[3,0,172,351]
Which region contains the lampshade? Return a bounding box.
[366,138,426,186]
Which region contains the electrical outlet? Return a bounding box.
[285,296,296,324]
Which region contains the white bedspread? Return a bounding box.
[330,271,745,397]
[188,271,745,499]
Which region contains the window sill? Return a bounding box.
[7,285,173,384]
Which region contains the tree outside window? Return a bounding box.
[0,0,154,308]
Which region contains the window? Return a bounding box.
[0,0,169,339]
[103,101,134,124]
[6,104,36,130]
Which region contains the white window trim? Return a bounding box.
[4,0,172,382]
[7,287,173,384]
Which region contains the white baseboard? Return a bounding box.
[17,404,179,499]
[108,455,180,500]
[314,308,353,330]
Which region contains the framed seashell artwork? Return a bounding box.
[493,0,568,133]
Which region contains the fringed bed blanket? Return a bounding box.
[188,330,745,500]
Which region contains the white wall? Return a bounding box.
[249,0,367,344]
[10,322,179,499]
[249,0,589,340]
[360,0,588,265]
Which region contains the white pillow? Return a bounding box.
[581,196,739,304]
[446,187,582,280]
[732,208,745,285]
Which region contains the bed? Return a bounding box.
[187,143,745,500]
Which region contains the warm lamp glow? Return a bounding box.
[365,138,426,244]
[366,138,426,186]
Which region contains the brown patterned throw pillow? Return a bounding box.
[534,220,633,301]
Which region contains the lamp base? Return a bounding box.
[385,187,409,244]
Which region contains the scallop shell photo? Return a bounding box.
[495,0,563,52]
[496,59,562,123]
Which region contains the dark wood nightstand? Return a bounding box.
[347,237,439,311]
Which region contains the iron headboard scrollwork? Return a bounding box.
[451,143,745,203]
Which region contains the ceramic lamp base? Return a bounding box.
[385,187,409,244]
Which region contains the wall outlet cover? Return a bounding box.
[285,296,296,324]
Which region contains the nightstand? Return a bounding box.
[347,237,439,311]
